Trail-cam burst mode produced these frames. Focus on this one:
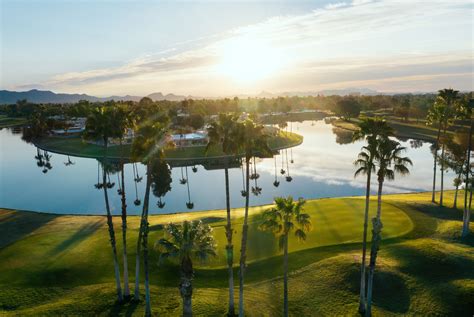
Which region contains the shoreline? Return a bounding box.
[0,190,442,217]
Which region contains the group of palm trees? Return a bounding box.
[352,89,473,316]
[77,89,471,316]
[426,89,473,237]
[353,118,412,317]
[82,106,297,315]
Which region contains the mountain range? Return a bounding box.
[0,89,192,104]
[0,88,383,104]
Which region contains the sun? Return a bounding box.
[214,37,283,83]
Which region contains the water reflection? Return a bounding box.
[0,120,456,215]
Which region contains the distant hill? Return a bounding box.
[0,89,190,104]
[0,88,387,104]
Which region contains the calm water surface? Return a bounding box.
[0,120,453,215]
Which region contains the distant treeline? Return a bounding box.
[1,93,472,122]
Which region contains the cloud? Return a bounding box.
[325,2,349,10]
[30,0,473,96]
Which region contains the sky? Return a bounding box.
[1,0,472,97]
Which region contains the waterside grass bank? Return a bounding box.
[0,191,472,316]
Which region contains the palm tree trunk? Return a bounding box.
[440,141,446,206]
[283,234,289,317]
[224,164,235,316]
[454,171,462,209]
[432,126,442,203]
[454,185,459,209]
[366,179,384,317]
[120,142,130,298]
[134,163,150,302]
[102,158,123,302]
[180,257,194,317]
[238,157,251,317]
[469,187,472,210]
[134,207,145,300]
[143,163,152,316]
[462,118,473,237]
[358,168,371,314]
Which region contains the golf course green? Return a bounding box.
[0,191,473,316]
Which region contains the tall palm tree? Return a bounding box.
[259,196,311,317]
[112,105,134,298]
[206,113,240,315]
[131,118,169,315]
[352,118,393,314]
[83,107,123,302]
[233,119,272,317]
[366,138,412,317]
[427,89,460,205]
[453,177,462,208]
[156,220,217,317]
[462,100,473,237]
[444,131,470,209]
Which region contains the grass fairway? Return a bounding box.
[331,117,467,143]
[0,192,473,316]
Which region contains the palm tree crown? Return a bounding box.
[233,119,273,159]
[353,117,393,143]
[260,196,312,247]
[157,220,217,264]
[206,113,240,155]
[375,138,412,182]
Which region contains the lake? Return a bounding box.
[0,120,453,215]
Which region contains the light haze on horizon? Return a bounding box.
[1,0,472,97]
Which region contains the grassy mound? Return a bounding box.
[0,191,473,315]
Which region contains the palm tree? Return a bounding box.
[444,131,470,209]
[233,119,272,317]
[259,196,311,317]
[83,107,123,302]
[462,100,473,237]
[352,118,393,314]
[206,113,240,315]
[156,220,217,317]
[453,177,462,208]
[111,105,134,298]
[131,118,169,315]
[426,89,460,205]
[366,138,412,317]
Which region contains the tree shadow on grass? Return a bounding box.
[48,220,103,256]
[370,271,410,313]
[409,202,463,221]
[0,210,58,249]
[108,298,140,317]
[386,242,474,315]
[387,243,474,282]
[343,264,410,314]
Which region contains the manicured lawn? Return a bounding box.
[0,191,472,315]
[0,115,27,128]
[332,117,469,143]
[35,131,303,161]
